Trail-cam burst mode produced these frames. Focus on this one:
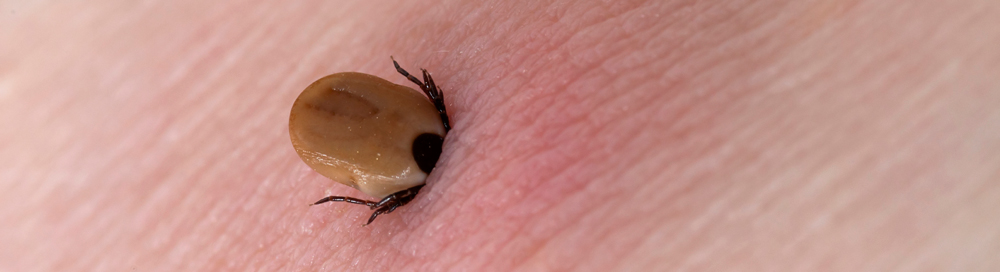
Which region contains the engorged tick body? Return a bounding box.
[289,57,450,225]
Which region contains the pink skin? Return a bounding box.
[2,0,999,271]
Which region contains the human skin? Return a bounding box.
[1,0,999,271]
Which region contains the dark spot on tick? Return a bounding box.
[412,133,444,174]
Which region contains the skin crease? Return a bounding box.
[0,0,999,271]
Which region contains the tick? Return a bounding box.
[289,57,451,225]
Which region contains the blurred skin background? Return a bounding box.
[1,0,999,271]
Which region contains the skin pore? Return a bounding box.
[1,0,999,271]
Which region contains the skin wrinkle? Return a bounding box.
[442,31,584,246]
[464,0,627,90]
[582,195,653,271]
[434,54,540,264]
[441,183,486,266]
[241,162,300,269]
[695,2,808,78]
[401,184,453,258]
[604,7,824,268]
[625,177,694,270]
[576,110,708,272]
[501,9,699,269]
[202,125,290,268]
[464,15,643,267]
[736,126,836,268]
[528,71,676,268]
[498,144,599,268]
[485,3,651,200]
[538,158,655,270]
[716,7,980,266]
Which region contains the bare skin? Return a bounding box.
[1,0,999,271]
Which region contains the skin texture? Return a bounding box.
[1,0,999,271]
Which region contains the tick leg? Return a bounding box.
[372,184,424,208]
[366,202,405,225]
[421,69,434,91]
[311,196,378,208]
[392,56,426,88]
[312,185,426,225]
[424,71,451,132]
[384,204,399,214]
[366,206,394,225]
[390,57,452,132]
[360,185,425,225]
[375,193,398,208]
